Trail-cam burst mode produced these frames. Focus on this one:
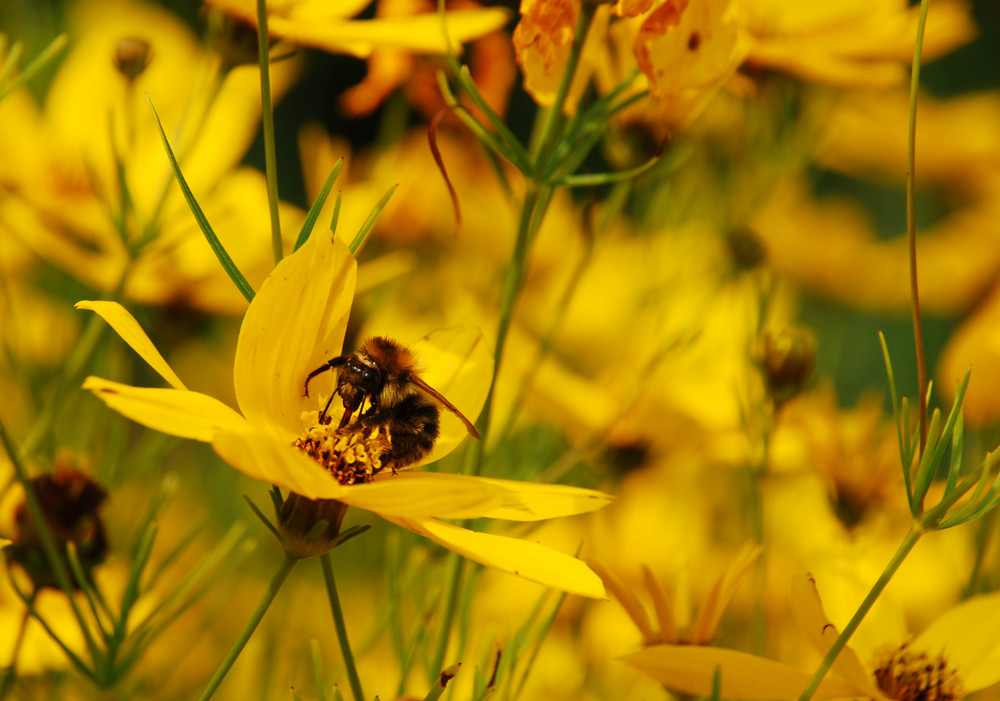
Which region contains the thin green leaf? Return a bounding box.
[64,543,111,642]
[912,408,942,509]
[548,155,662,188]
[349,184,398,255]
[945,409,964,495]
[879,333,910,472]
[436,70,528,173]
[294,158,344,252]
[146,95,256,302]
[0,33,68,102]
[120,521,158,624]
[329,191,343,235]
[920,371,970,500]
[456,64,532,172]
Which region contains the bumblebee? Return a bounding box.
[303,336,480,469]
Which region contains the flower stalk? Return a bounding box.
[321,553,366,701]
[196,552,298,701]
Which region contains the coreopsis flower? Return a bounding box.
[203,0,509,58]
[5,462,108,591]
[0,0,301,314]
[624,573,1000,700]
[513,0,744,127]
[339,0,516,120]
[768,387,906,529]
[594,542,762,647]
[80,232,611,597]
[748,178,1000,316]
[734,0,975,89]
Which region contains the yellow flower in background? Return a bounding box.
[749,178,1000,316]
[0,0,301,314]
[625,573,1000,700]
[204,0,509,58]
[80,232,611,597]
[595,542,762,647]
[734,0,975,88]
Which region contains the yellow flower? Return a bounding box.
[80,232,611,597]
[204,0,510,58]
[624,573,1000,700]
[0,0,300,314]
[734,0,975,88]
[594,542,762,647]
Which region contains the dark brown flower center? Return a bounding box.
[873,642,963,701]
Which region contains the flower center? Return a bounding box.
[872,642,963,701]
[294,412,393,485]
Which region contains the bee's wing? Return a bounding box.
[412,375,481,439]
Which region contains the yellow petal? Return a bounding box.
[623,645,862,700]
[76,301,187,390]
[382,515,607,599]
[691,542,761,644]
[914,590,1000,692]
[234,232,357,443]
[789,573,886,699]
[333,473,501,519]
[435,474,613,521]
[406,326,493,467]
[83,377,249,441]
[268,11,510,58]
[205,0,509,57]
[211,427,349,499]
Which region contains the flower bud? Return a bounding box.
[113,37,152,82]
[277,492,349,560]
[762,327,815,405]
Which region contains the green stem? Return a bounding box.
[797,527,923,701]
[320,553,365,701]
[428,550,464,683]
[533,1,598,171]
[256,0,283,264]
[907,0,931,455]
[196,552,297,701]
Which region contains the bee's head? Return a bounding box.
[335,353,383,412]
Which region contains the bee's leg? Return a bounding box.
[319,393,339,426]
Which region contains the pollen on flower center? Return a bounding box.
[872,642,964,701]
[294,412,394,485]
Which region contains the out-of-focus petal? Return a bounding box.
[914,590,1000,692]
[83,377,249,441]
[405,326,492,466]
[211,427,351,499]
[206,0,509,57]
[383,515,607,598]
[76,301,187,390]
[234,232,357,443]
[622,645,862,700]
[790,574,887,699]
